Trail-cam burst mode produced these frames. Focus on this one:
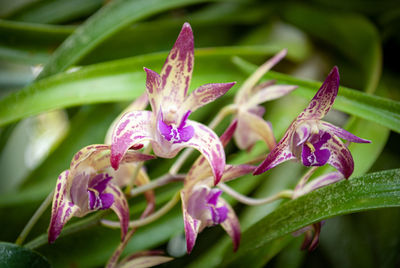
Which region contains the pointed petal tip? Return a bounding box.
[329,66,340,83]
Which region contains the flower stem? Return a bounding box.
[129,173,185,197]
[25,210,109,250]
[168,104,235,175]
[219,183,293,205]
[294,166,318,196]
[101,191,181,229]
[125,145,152,194]
[15,190,54,245]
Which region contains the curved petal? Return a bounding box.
[320,121,371,143]
[253,130,295,175]
[324,135,355,178]
[105,93,149,144]
[220,199,241,252]
[110,111,154,170]
[180,120,225,185]
[160,22,194,108]
[235,110,276,151]
[181,191,200,254]
[245,85,297,108]
[294,172,344,198]
[106,183,130,241]
[144,68,162,114]
[181,82,236,114]
[48,170,80,243]
[221,164,255,183]
[298,66,340,120]
[235,49,287,103]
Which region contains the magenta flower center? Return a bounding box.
[158,110,194,144]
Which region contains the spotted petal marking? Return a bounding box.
[298,66,340,120]
[160,22,194,109]
[144,68,162,114]
[320,121,371,143]
[324,134,355,178]
[235,110,276,151]
[106,183,130,240]
[111,111,153,170]
[48,170,80,243]
[220,199,241,252]
[181,120,225,185]
[254,129,295,175]
[181,191,200,253]
[181,82,236,114]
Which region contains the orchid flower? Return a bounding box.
[254,66,370,178]
[181,121,255,253]
[110,23,235,185]
[48,145,154,243]
[233,49,297,151]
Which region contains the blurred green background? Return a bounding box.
[0,0,399,267]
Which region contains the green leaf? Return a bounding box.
[221,169,400,266]
[36,0,225,79]
[0,242,50,268]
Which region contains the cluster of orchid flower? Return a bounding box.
[47,23,370,266]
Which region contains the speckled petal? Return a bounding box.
[298,66,340,120]
[294,172,344,198]
[220,199,241,252]
[180,120,225,185]
[221,164,255,183]
[160,22,194,108]
[245,84,297,108]
[105,93,149,144]
[320,121,371,143]
[144,67,162,114]
[48,170,80,243]
[235,110,276,151]
[181,82,235,114]
[110,111,154,170]
[105,183,130,240]
[324,134,355,178]
[254,130,295,175]
[181,191,200,254]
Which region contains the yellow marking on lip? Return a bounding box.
[305,141,315,153]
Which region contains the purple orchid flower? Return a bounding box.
[233,49,297,151]
[181,121,255,253]
[110,23,235,185]
[254,66,370,178]
[48,145,154,243]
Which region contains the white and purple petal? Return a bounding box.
[298,66,340,120]
[181,82,235,114]
[294,172,344,198]
[320,121,371,143]
[181,191,200,253]
[324,135,355,178]
[219,199,241,252]
[105,183,130,240]
[245,84,297,108]
[144,67,162,114]
[160,22,194,108]
[253,130,295,175]
[110,111,154,170]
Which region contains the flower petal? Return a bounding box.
[219,198,241,252]
[253,130,295,175]
[111,111,154,170]
[298,66,340,120]
[181,191,200,254]
[105,183,130,240]
[144,67,162,114]
[293,172,344,198]
[320,121,371,143]
[181,120,225,185]
[235,110,276,151]
[245,85,297,108]
[181,82,236,114]
[324,135,355,178]
[235,49,287,103]
[119,255,173,268]
[160,22,194,108]
[221,164,255,183]
[48,170,80,243]
[301,132,332,167]
[105,92,149,144]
